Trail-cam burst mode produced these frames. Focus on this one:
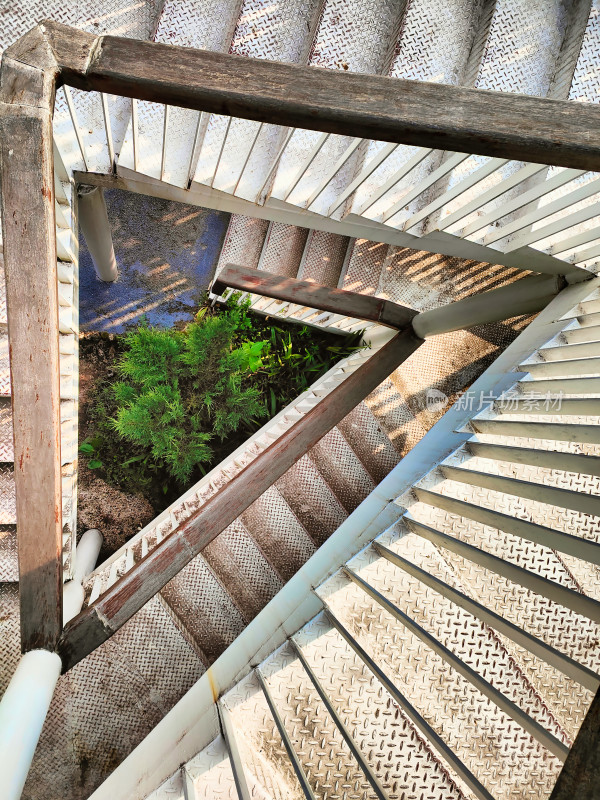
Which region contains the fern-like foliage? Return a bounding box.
[110,305,267,483]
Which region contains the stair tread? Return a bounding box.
[0,526,17,581]
[317,566,565,798]
[192,0,322,200]
[345,542,571,751]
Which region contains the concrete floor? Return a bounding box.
[79,188,230,333]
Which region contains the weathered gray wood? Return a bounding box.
[411,274,564,338]
[213,265,415,329]
[57,329,423,671]
[66,33,600,172]
[550,686,600,799]
[0,106,63,652]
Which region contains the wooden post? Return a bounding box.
[0,32,64,651]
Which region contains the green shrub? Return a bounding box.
[82,298,364,508]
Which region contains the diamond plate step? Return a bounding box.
[118,0,244,185]
[159,555,247,666]
[219,673,307,799]
[269,0,403,217]
[240,486,316,583]
[343,543,571,758]
[339,237,389,295]
[256,222,309,278]
[317,567,565,800]
[0,526,17,581]
[275,454,347,548]
[429,0,571,241]
[297,229,351,287]
[0,583,20,700]
[370,529,598,754]
[538,340,600,361]
[192,0,323,201]
[563,322,600,344]
[348,0,485,223]
[337,402,400,484]
[26,594,205,798]
[214,214,270,279]
[309,426,376,513]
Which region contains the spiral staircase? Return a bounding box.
[1,1,600,799]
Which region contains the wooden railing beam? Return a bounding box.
[35,19,600,173]
[212,265,416,329]
[0,48,63,651]
[56,329,423,672]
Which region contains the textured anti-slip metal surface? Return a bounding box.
[258,222,310,277]
[0,399,13,463]
[259,641,381,800]
[341,238,390,295]
[44,1,164,175]
[0,526,17,581]
[317,570,564,800]
[309,427,376,513]
[215,214,270,278]
[160,555,247,665]
[202,519,284,624]
[25,596,205,800]
[435,0,572,237]
[0,332,10,397]
[293,614,472,800]
[298,230,350,286]
[241,486,317,583]
[224,672,307,799]
[275,454,348,548]
[195,0,323,200]
[270,0,402,214]
[0,467,16,525]
[379,525,596,741]
[337,402,400,484]
[349,0,483,221]
[117,0,242,183]
[0,584,20,698]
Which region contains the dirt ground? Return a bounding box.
[77,334,155,562]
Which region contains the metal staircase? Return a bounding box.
[1,1,600,798]
[106,278,600,800]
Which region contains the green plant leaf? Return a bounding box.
[88,459,103,469]
[79,442,95,454]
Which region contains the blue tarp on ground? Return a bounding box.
[79,188,230,333]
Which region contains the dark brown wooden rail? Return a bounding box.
[1,44,64,651]
[56,329,423,671]
[212,266,416,329]
[63,27,600,172]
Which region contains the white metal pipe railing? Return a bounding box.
[0,650,62,800]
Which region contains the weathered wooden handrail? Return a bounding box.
[57,329,423,671]
[9,20,600,171]
[212,265,416,329]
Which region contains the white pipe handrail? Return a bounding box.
[0,651,62,800]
